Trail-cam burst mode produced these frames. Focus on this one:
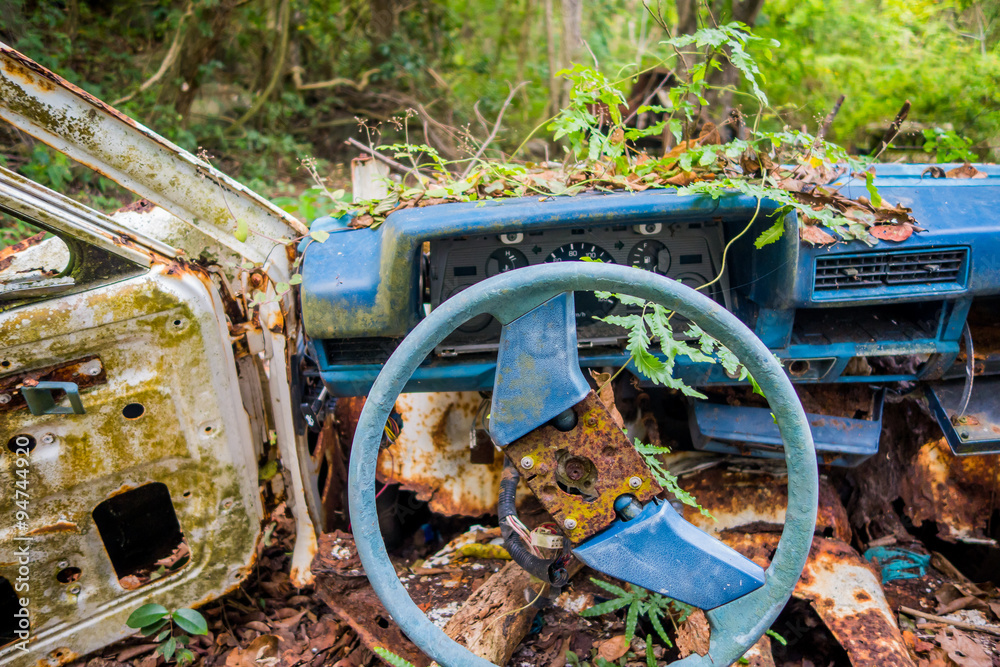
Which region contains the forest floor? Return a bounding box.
[74,395,1000,667]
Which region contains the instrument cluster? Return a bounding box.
[428,220,729,354]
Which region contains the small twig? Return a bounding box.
[345,137,429,183]
[818,94,846,142]
[296,67,379,91]
[872,100,911,162]
[899,606,1000,637]
[460,82,528,179]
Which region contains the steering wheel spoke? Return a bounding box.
[489,291,592,446]
[573,499,766,610]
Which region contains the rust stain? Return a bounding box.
[1,44,142,132]
[26,521,79,536]
[504,392,662,544]
[375,392,503,517]
[0,231,46,272]
[115,198,156,215]
[899,438,1000,542]
[724,534,915,667]
[678,466,852,543]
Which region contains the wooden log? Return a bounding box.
[442,561,543,664]
[443,559,584,664]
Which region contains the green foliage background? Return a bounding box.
[1,0,997,227]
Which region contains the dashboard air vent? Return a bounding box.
[814,248,967,292]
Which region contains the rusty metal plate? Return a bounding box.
[504,391,661,544]
[0,355,106,414]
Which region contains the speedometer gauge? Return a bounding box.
[545,242,614,264]
[544,243,617,323]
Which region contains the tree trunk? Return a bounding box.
[544,0,560,118]
[560,0,583,107]
[170,0,241,119]
[674,0,767,137]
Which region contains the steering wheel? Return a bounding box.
[348,262,818,666]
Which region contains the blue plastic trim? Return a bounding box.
[347,262,817,667]
[690,389,885,467]
[573,499,766,609]
[316,335,960,396]
[489,292,591,447]
[301,189,780,339]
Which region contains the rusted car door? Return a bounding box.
[0,44,316,666]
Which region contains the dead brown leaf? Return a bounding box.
[937,596,987,616]
[871,223,914,242]
[945,163,987,179]
[225,634,281,667]
[597,635,631,662]
[590,369,624,428]
[119,575,143,591]
[348,214,375,229]
[696,122,722,146]
[904,629,935,654]
[936,629,991,667]
[113,643,159,662]
[800,225,837,245]
[676,609,711,658]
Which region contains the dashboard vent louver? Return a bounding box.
[814,249,966,292]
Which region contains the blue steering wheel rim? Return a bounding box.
[348,262,818,666]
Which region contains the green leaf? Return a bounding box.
[234,219,249,243]
[754,217,785,249]
[589,577,631,599]
[155,629,171,642]
[126,603,169,629]
[258,459,279,481]
[647,607,672,647]
[172,608,208,636]
[159,636,177,662]
[625,599,640,641]
[139,618,169,637]
[374,647,417,667]
[646,634,656,667]
[289,274,303,285]
[176,648,196,666]
[766,629,788,646]
[580,596,634,617]
[864,171,882,208]
[310,230,330,243]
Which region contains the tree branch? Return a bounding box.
[295,67,379,91]
[345,137,429,183]
[461,82,528,179]
[113,2,194,106]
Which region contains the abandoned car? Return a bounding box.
[1,42,998,667]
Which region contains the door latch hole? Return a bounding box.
[56,567,81,584]
[122,403,145,420]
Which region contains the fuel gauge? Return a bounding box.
[486,247,529,277]
[627,240,670,274]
